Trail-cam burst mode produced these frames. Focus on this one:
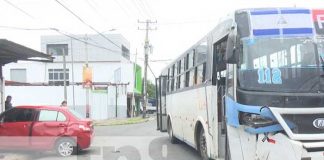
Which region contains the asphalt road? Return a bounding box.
[94,117,165,136]
[1,118,201,160]
[92,118,201,160]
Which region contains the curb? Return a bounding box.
[94,117,150,126]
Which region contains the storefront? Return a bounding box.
[0,39,53,112]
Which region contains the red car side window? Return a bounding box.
[1,108,35,123]
[38,110,67,122]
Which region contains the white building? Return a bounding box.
[3,34,142,120]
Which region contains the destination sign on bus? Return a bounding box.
[249,9,324,37]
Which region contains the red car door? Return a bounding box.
[31,109,69,149]
[0,108,35,149]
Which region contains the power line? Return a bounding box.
[0,25,48,31]
[0,25,120,53]
[137,0,153,18]
[147,63,156,79]
[83,0,112,26]
[1,0,123,54]
[129,0,146,18]
[49,28,120,53]
[2,0,35,19]
[2,0,120,52]
[159,21,216,26]
[140,0,155,18]
[84,0,101,15]
[111,0,132,18]
[54,0,122,50]
[84,0,102,16]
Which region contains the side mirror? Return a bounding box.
[225,24,239,64]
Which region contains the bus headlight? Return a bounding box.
[241,113,277,128]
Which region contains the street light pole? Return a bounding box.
[85,35,90,118]
[131,49,138,117]
[63,45,67,102]
[71,38,76,110]
[138,19,157,118]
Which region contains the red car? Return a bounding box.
[0,106,93,156]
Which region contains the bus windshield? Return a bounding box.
[238,37,323,93]
[318,38,324,66]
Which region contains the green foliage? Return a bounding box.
[147,80,156,98]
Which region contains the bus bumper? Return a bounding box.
[301,141,324,160]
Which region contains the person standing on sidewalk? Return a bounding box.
[5,95,13,111]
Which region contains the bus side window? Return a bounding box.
[171,64,175,91]
[177,75,181,89]
[167,80,170,93]
[212,36,228,85]
[196,63,206,85]
[185,71,190,87]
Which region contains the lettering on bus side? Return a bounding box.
[257,68,282,84]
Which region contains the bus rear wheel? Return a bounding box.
[168,120,178,144]
[198,129,209,160]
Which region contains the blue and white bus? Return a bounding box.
[156,8,324,160]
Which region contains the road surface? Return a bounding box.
[0,118,201,160]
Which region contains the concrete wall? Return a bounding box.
[1,34,137,119]
[3,62,136,119]
[41,34,130,62]
[5,85,128,119]
[3,61,135,91]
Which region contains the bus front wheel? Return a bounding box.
[225,133,231,160]
[198,129,209,160]
[168,119,178,144]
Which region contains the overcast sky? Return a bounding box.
[0,0,323,81]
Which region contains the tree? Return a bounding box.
[146,80,156,98]
[142,79,156,99]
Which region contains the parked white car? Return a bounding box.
[146,103,156,114]
[139,102,156,114]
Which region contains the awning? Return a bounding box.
[0,39,53,65]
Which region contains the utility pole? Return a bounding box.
[131,49,138,117]
[63,44,67,102]
[71,38,76,110]
[138,19,157,118]
[85,35,90,118]
[115,85,118,118]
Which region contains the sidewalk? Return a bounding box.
[93,116,150,126]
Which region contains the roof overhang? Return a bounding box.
[0,39,53,65]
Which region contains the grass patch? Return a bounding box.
[93,117,149,126]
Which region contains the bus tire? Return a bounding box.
[198,128,209,160]
[225,133,231,160]
[168,119,178,144]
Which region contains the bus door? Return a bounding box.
[217,71,227,158]
[212,36,229,158]
[156,76,167,132]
